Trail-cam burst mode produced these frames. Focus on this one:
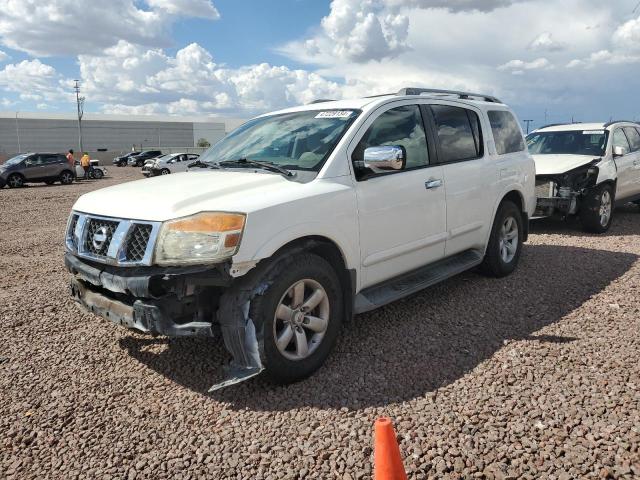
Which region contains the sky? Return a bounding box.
[0,0,638,129]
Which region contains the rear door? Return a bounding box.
[612,128,635,200]
[424,102,497,256]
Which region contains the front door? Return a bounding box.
[612,128,637,201]
[350,103,447,289]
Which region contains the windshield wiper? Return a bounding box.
[218,158,293,177]
[189,159,221,169]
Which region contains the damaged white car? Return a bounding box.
[64,88,535,390]
[528,121,640,232]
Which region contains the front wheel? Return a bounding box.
[480,200,523,277]
[93,169,104,179]
[160,168,170,175]
[7,173,24,188]
[580,183,614,233]
[247,253,343,384]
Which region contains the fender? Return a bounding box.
[484,183,529,251]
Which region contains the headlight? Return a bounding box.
[154,212,245,265]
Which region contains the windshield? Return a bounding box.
[3,154,28,166]
[526,130,608,156]
[199,110,359,171]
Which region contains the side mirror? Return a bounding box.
[613,146,626,157]
[363,145,406,172]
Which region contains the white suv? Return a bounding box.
[527,121,640,232]
[64,88,535,390]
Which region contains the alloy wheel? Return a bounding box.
[499,216,518,263]
[273,279,330,361]
[599,190,612,227]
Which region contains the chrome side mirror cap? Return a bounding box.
[613,146,626,157]
[363,145,406,171]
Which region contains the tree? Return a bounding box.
[197,138,211,148]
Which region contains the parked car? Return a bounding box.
[64,87,535,389]
[527,121,640,232]
[142,153,200,176]
[0,153,75,188]
[75,162,108,180]
[113,152,140,167]
[128,150,162,167]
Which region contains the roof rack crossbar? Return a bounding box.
[309,99,335,104]
[397,87,502,104]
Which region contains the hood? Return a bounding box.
[72,170,308,221]
[532,154,600,176]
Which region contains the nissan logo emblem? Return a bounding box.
[92,226,108,250]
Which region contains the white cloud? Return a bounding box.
[498,57,553,73]
[146,0,219,18]
[0,0,220,56]
[386,0,527,12]
[78,42,342,116]
[0,50,8,62]
[0,59,68,102]
[529,32,565,52]
[612,15,640,52]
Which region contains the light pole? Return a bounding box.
[523,119,534,134]
[74,80,85,152]
[15,111,21,152]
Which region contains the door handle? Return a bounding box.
[425,179,443,190]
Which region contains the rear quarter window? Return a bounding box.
[488,110,525,155]
[623,127,640,152]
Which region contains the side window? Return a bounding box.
[431,105,482,162]
[353,105,429,174]
[613,129,631,151]
[623,127,640,152]
[488,110,525,155]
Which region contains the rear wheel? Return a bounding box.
[480,200,523,277]
[60,171,74,185]
[246,253,343,384]
[7,173,24,188]
[580,183,614,233]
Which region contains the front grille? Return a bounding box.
[84,219,119,256]
[535,180,555,198]
[125,224,152,262]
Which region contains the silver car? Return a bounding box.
[141,153,200,176]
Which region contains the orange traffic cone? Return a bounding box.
[374,417,408,480]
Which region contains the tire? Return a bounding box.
[160,168,170,175]
[245,253,344,384]
[580,183,614,233]
[93,169,104,179]
[480,200,523,277]
[7,173,24,188]
[60,170,74,185]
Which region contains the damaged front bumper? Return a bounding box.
[534,162,600,218]
[65,253,264,389]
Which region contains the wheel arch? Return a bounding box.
[497,189,528,242]
[262,235,355,322]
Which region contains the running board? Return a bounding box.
[354,249,483,314]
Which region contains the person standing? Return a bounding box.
[80,152,91,180]
[66,149,76,180]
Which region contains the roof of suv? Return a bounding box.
[535,121,640,133]
[265,87,508,117]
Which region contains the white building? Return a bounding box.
[0,112,246,157]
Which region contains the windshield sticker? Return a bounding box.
[315,111,352,119]
[583,130,605,135]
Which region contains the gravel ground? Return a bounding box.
[1,167,639,479]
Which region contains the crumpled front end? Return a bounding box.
[534,160,600,218]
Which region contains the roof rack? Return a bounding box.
[309,99,335,104]
[603,120,640,128]
[396,87,502,104]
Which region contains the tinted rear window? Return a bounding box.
[431,105,482,162]
[488,111,525,155]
